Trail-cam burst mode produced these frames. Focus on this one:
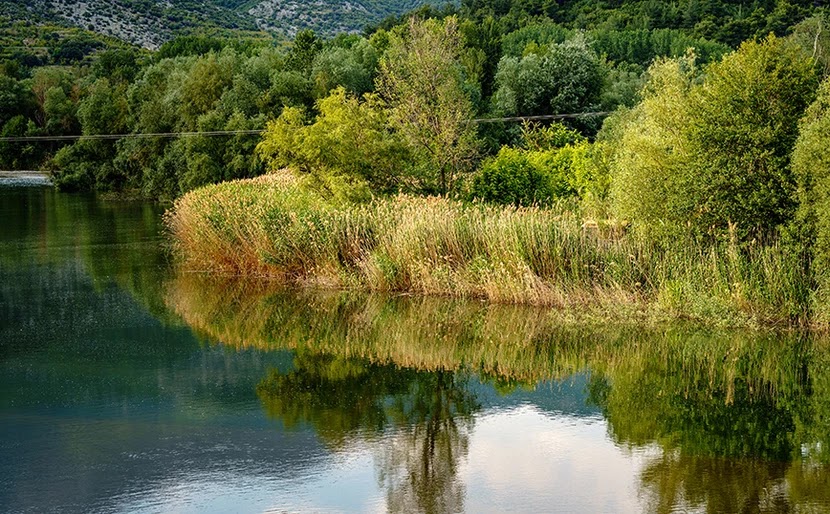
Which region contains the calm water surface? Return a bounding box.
[2,183,830,513]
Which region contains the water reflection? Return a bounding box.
[257,353,478,512]
[4,185,830,513]
[168,273,830,513]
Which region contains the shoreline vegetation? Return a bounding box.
[10,6,830,331]
[166,171,814,330]
[163,28,830,332]
[165,271,815,381]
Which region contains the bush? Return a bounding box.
[470,147,553,206]
[469,141,609,206]
[791,77,830,323]
[611,37,818,242]
[520,121,584,150]
[256,87,410,201]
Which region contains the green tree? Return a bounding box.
[0,75,34,127]
[178,50,239,127]
[377,16,480,195]
[92,48,145,83]
[610,56,696,237]
[43,86,77,135]
[286,29,322,74]
[611,37,818,241]
[492,34,604,118]
[790,13,830,78]
[52,78,130,190]
[686,35,817,241]
[257,87,409,200]
[469,146,554,206]
[791,78,830,321]
[310,39,378,98]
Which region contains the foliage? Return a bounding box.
[310,39,379,97]
[493,35,604,118]
[791,78,830,323]
[520,121,585,150]
[684,36,817,241]
[378,16,480,195]
[612,37,818,242]
[789,13,830,78]
[3,0,828,219]
[462,0,816,49]
[500,23,728,67]
[156,34,261,59]
[469,139,610,206]
[285,30,322,74]
[469,147,554,206]
[257,87,409,201]
[610,56,696,238]
[168,174,813,326]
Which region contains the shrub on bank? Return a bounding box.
[469,121,608,208]
[792,78,830,324]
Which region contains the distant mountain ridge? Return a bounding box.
[1,0,435,49]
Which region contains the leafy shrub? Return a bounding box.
[794,79,830,262]
[257,87,410,202]
[470,147,553,206]
[611,36,818,242]
[469,141,609,206]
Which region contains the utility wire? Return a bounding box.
[469,112,612,124]
[0,129,265,143]
[0,111,612,143]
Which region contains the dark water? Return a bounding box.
[2,184,830,513]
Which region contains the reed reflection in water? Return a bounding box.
[167,272,830,513]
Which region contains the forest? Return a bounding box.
[6,0,830,325]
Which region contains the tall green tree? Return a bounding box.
[257,87,408,200]
[791,77,830,320]
[686,35,817,240]
[311,39,378,97]
[493,35,604,118]
[610,56,696,238]
[377,16,480,195]
[611,37,818,241]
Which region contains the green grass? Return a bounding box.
[166,172,814,328]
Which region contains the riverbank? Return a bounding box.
[166,173,813,329]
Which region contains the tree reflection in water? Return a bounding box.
[639,452,791,513]
[256,352,478,513]
[167,273,830,513]
[376,370,476,514]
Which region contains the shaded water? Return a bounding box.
[2,183,830,513]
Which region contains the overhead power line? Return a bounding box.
[0,129,265,143]
[469,112,612,124]
[0,111,612,143]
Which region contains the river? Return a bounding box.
[1,182,829,513]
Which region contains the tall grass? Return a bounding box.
[166,172,813,327]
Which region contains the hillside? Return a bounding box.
[0,0,436,49]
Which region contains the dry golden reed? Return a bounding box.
[167,173,812,328]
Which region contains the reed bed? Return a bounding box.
[166,173,813,327]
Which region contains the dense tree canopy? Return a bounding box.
[611,37,818,242]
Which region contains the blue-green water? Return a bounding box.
[2,183,830,513]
